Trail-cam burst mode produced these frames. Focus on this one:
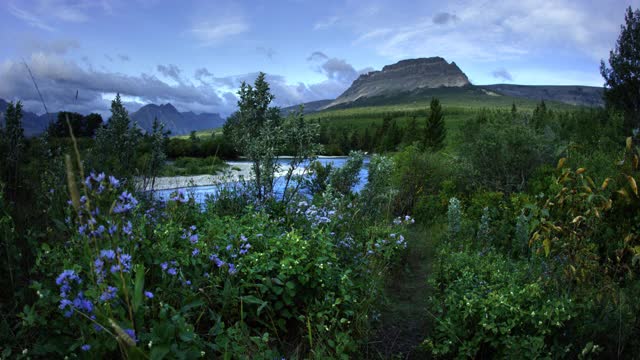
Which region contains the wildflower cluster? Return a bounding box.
[94,248,132,283]
[56,270,93,318]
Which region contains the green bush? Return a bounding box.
[424,248,575,358]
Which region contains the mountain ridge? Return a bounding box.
[324,57,471,109]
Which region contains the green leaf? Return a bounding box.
[150,344,171,360]
[133,264,144,313]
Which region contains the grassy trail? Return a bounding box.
[365,224,439,359]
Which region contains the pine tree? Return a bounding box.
[600,7,640,132]
[93,94,139,178]
[2,101,25,200]
[424,97,446,151]
[403,115,419,145]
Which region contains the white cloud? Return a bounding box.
[313,16,340,30]
[8,4,55,31]
[350,0,629,63]
[189,19,249,46]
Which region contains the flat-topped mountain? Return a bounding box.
[325,57,470,108]
[131,103,224,135]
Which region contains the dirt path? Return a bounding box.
[366,225,436,359]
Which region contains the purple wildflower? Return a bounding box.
[144,291,154,299]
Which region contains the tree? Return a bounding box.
[403,115,419,145]
[224,72,284,199]
[424,97,446,151]
[93,94,140,178]
[532,100,549,129]
[144,117,167,191]
[600,7,640,133]
[1,101,25,201]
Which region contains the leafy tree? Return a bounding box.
[48,112,103,138]
[424,97,446,151]
[224,72,284,199]
[93,94,140,178]
[600,7,640,133]
[144,117,167,190]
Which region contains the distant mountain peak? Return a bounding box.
[325,57,470,109]
[131,102,224,135]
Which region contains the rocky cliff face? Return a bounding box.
[325,57,470,108]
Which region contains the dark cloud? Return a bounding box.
[157,64,183,83]
[0,54,233,116]
[118,54,130,62]
[257,47,276,59]
[491,68,513,81]
[194,67,235,88]
[432,12,459,25]
[306,51,329,62]
[320,58,358,84]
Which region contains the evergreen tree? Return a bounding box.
[532,100,548,129]
[600,7,640,132]
[362,127,372,152]
[424,97,446,151]
[2,101,25,201]
[403,115,419,145]
[93,94,140,178]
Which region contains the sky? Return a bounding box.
[1,0,639,117]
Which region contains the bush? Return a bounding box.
[424,248,575,358]
[17,170,411,358]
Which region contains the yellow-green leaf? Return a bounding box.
[627,137,633,150]
[628,175,638,196]
[543,238,551,256]
[557,157,567,169]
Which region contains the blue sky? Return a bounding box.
[1,0,638,116]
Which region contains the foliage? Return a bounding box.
[92,94,141,179]
[423,97,446,151]
[460,111,555,193]
[600,7,640,132]
[48,112,103,138]
[327,151,364,196]
[424,248,575,358]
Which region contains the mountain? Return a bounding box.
[481,84,604,107]
[280,99,334,115]
[130,103,225,135]
[325,57,470,109]
[0,99,56,136]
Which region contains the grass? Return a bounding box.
[171,128,222,139]
[365,222,443,359]
[160,156,227,176]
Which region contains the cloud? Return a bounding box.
[306,51,329,62]
[117,54,130,61]
[432,12,459,25]
[0,53,236,116]
[104,54,114,62]
[157,64,183,84]
[320,58,359,84]
[19,38,80,55]
[313,16,339,30]
[9,5,55,31]
[350,0,625,62]
[189,19,249,46]
[491,68,513,81]
[307,52,367,85]
[257,47,276,59]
